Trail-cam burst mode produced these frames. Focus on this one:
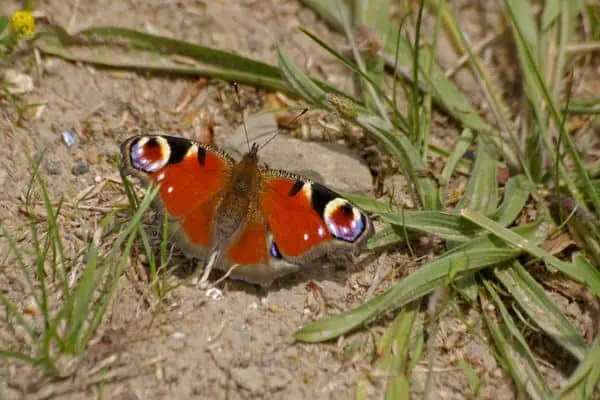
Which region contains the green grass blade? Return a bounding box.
[481,281,553,400]
[458,139,498,215]
[374,302,418,400]
[460,209,600,296]
[490,175,531,226]
[556,332,600,400]
[365,224,418,251]
[294,220,547,342]
[378,210,480,242]
[64,244,99,353]
[34,31,290,94]
[0,290,35,338]
[35,26,349,98]
[493,261,588,361]
[439,128,473,204]
[277,47,326,106]
[0,350,42,366]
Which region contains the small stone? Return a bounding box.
[71,160,90,176]
[86,146,100,164]
[61,131,77,147]
[205,287,223,300]
[230,365,264,394]
[172,331,185,340]
[23,297,40,316]
[2,69,34,94]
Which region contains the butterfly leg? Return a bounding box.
[191,249,222,290]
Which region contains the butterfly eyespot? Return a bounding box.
[323,198,366,242]
[130,137,171,173]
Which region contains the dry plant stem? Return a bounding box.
[565,42,600,53]
[444,30,504,78]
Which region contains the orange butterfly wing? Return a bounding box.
[121,135,233,250]
[258,172,372,263]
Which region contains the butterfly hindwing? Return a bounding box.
[121,135,234,253]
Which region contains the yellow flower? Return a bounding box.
[11,10,35,38]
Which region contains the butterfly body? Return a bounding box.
[121,135,373,287]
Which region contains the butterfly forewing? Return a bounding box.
[121,135,234,250]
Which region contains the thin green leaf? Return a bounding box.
[365,224,417,251]
[458,138,498,215]
[556,332,600,399]
[493,261,588,361]
[490,175,531,226]
[439,128,473,204]
[35,26,350,100]
[277,47,326,106]
[378,210,480,243]
[375,302,418,400]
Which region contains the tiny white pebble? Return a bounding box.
[94,175,102,183]
[205,287,223,300]
[172,331,185,340]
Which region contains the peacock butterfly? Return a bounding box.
[120,132,374,288]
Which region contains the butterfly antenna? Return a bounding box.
[257,108,308,152]
[232,82,251,152]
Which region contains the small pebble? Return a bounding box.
[62,131,77,147]
[205,287,223,300]
[172,331,185,340]
[71,160,89,176]
[23,297,39,316]
[94,175,102,183]
[85,146,100,164]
